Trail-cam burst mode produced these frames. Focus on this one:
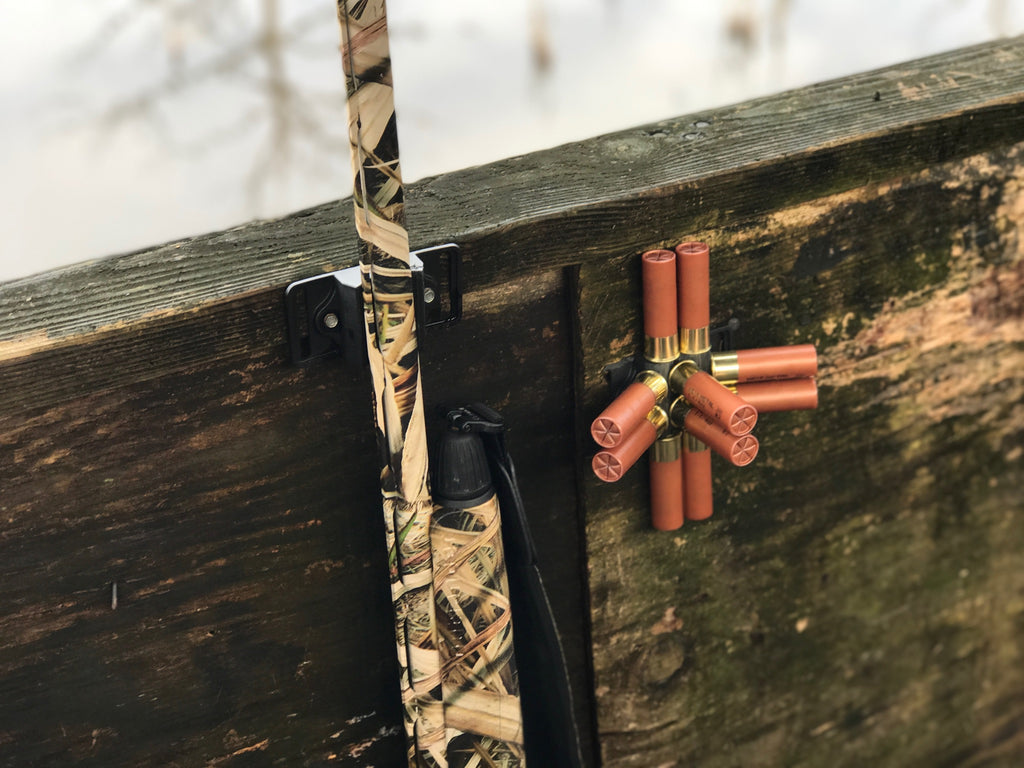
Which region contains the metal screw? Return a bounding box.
[323,313,340,329]
[423,287,437,304]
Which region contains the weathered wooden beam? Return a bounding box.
[0,272,581,767]
[4,38,1024,402]
[1,36,1023,767]
[575,42,1024,768]
[581,139,1024,765]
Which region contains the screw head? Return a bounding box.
[323,312,340,330]
[423,287,437,304]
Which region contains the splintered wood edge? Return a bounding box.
[2,37,1023,355]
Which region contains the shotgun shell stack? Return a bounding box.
[712,345,819,412]
[590,241,820,530]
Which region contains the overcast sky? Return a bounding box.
[1,0,1021,282]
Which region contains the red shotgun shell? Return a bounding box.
[593,412,665,482]
[591,382,656,448]
[591,372,668,448]
[650,434,684,531]
[672,365,758,436]
[713,344,818,384]
[683,435,713,521]
[734,379,819,412]
[675,242,710,334]
[683,407,759,467]
[641,249,678,341]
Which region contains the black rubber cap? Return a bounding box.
[432,428,493,507]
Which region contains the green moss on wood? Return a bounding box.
[584,141,1024,766]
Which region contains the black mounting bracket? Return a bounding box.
[602,317,742,396]
[284,243,462,366]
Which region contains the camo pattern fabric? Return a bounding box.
[338,2,442,765]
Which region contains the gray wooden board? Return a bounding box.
[1,36,1024,767]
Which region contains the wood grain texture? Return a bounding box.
[2,36,1024,768]
[0,321,403,767]
[0,272,579,768]
[580,141,1024,767]
[4,39,1024,358]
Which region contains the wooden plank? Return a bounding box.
[4,39,1024,365]
[0,270,584,767]
[580,136,1024,767]
[1,36,1023,766]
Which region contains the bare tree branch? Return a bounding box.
[68,0,348,214]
